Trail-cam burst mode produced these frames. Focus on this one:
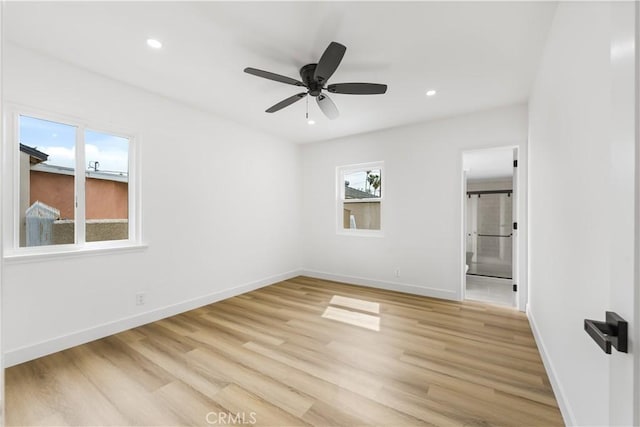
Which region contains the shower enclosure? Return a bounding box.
[466,190,513,279]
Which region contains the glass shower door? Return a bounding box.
[468,192,512,279]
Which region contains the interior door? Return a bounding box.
[512,149,519,309]
[608,2,638,424]
[466,191,477,265]
[0,2,4,421]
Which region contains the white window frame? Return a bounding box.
[336,161,384,237]
[2,104,144,259]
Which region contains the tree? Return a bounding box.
[367,171,381,197]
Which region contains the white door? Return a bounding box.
[608,2,638,424]
[0,2,5,421]
[511,149,519,309]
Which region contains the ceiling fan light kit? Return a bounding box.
[244,41,387,120]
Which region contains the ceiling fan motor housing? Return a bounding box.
[300,64,322,96]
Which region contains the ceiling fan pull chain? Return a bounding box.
[306,95,309,119]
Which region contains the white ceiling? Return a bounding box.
[463,148,514,180]
[4,1,557,144]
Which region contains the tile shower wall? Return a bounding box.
[467,178,513,192]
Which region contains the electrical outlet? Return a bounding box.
[394,269,400,278]
[136,292,146,306]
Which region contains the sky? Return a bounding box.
[20,115,129,173]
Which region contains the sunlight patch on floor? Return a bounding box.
[329,295,380,314]
[321,306,381,331]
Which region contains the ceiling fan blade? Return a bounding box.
[327,83,388,95]
[265,92,307,113]
[313,42,346,84]
[244,67,305,87]
[316,93,339,120]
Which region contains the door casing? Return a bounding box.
[461,145,526,311]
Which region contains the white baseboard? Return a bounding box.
[300,269,458,301]
[527,305,576,426]
[4,269,303,367]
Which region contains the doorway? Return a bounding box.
[463,147,517,308]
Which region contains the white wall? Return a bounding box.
[1,44,302,365]
[528,3,635,425]
[300,105,527,301]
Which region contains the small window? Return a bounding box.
[338,163,383,232]
[17,113,134,249]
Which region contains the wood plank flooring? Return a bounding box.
[5,276,564,426]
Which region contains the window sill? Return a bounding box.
[336,229,385,238]
[343,199,382,204]
[3,241,148,263]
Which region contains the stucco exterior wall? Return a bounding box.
[30,171,127,219]
[19,153,30,246]
[86,178,128,219]
[30,171,74,219]
[343,202,381,230]
[52,219,128,244]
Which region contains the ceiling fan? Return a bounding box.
[244,41,387,120]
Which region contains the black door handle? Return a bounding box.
[584,312,628,354]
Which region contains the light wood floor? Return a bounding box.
[6,276,564,426]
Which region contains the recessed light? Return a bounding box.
[146,39,162,49]
[426,89,437,97]
[307,119,316,125]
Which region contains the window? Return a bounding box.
[15,112,136,250]
[338,162,383,232]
